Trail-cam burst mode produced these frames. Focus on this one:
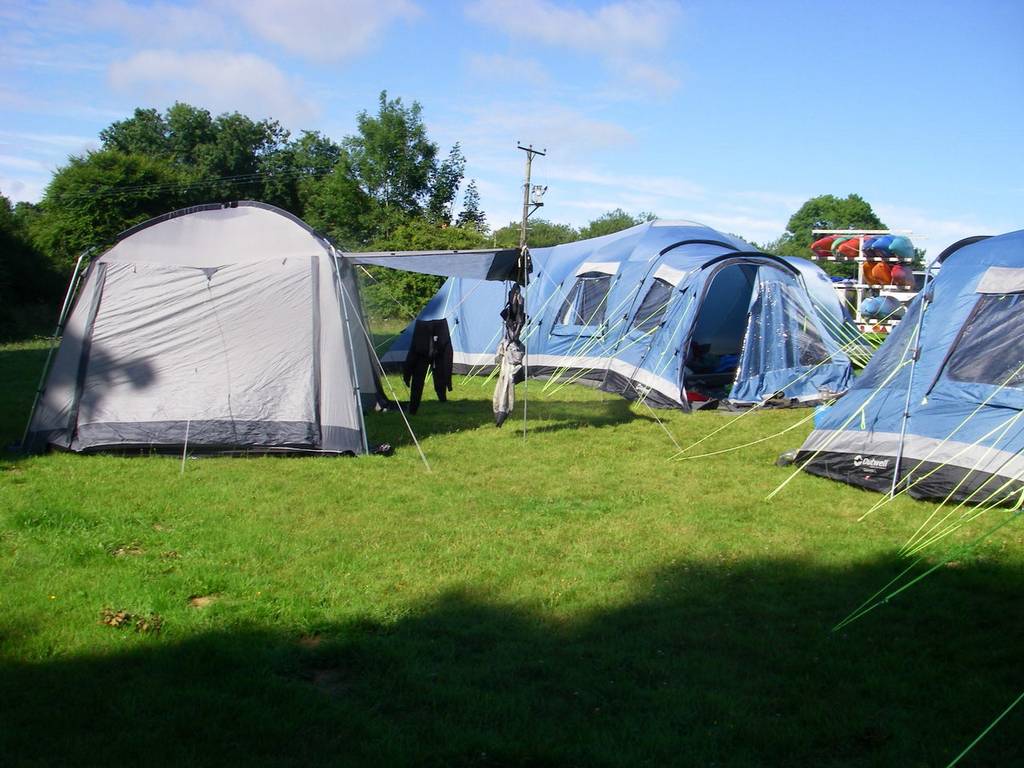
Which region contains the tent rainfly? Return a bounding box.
[23,201,521,456]
[795,229,1024,504]
[384,220,854,409]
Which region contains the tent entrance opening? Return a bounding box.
[683,263,758,402]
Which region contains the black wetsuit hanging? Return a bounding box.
[403,318,453,414]
[501,283,526,342]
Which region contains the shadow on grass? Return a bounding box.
[0,345,50,454]
[2,556,1022,766]
[368,389,657,446]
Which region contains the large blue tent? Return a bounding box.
[797,229,1024,503]
[384,220,852,410]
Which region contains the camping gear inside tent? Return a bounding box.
[23,202,523,456]
[384,221,853,410]
[795,229,1024,503]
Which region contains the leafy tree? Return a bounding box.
[99,102,291,205]
[30,150,184,274]
[577,209,654,240]
[493,219,579,248]
[260,130,343,215]
[0,193,62,339]
[358,220,490,319]
[426,143,466,225]
[302,159,374,249]
[772,194,886,277]
[455,179,487,232]
[99,107,170,157]
[343,91,440,236]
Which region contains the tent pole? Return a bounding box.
[338,280,430,471]
[522,258,529,441]
[890,262,935,497]
[21,249,91,450]
[335,252,370,456]
[516,143,545,440]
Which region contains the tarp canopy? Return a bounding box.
[795,229,1024,504]
[384,220,852,410]
[348,248,525,283]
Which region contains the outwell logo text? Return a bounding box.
[853,454,890,470]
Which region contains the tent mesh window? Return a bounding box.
[946,293,1024,387]
[631,278,673,333]
[557,272,612,326]
[786,286,830,367]
[743,281,830,373]
[853,295,922,391]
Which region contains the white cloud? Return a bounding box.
[467,0,680,54]
[610,58,680,96]
[229,0,420,62]
[467,54,550,88]
[0,173,47,203]
[455,103,635,164]
[108,50,318,125]
[0,154,50,173]
[466,0,682,95]
[544,164,703,200]
[88,1,228,47]
[0,131,97,149]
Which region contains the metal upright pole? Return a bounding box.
[516,143,546,440]
[334,251,370,456]
[21,249,92,449]
[889,261,934,496]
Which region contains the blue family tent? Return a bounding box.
[383,220,853,410]
[797,229,1024,504]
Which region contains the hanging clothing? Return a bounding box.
[403,318,453,414]
[493,338,525,427]
[500,283,526,341]
[492,282,528,427]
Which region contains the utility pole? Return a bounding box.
[517,143,547,249]
[516,143,546,440]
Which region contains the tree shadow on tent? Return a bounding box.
[1,332,156,459]
[2,555,1022,766]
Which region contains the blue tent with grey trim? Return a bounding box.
[384,220,852,410]
[796,229,1024,504]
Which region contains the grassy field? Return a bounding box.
[1,336,1022,767]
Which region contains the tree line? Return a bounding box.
[0,90,892,337]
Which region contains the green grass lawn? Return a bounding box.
[1,337,1022,767]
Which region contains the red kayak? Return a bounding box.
[837,237,862,259]
[810,234,839,258]
[890,264,914,287]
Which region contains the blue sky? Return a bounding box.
[1,0,1021,254]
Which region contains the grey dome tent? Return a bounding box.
[24,201,525,456]
[25,202,379,455]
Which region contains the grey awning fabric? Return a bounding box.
[346,248,523,282]
[976,266,1024,294]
